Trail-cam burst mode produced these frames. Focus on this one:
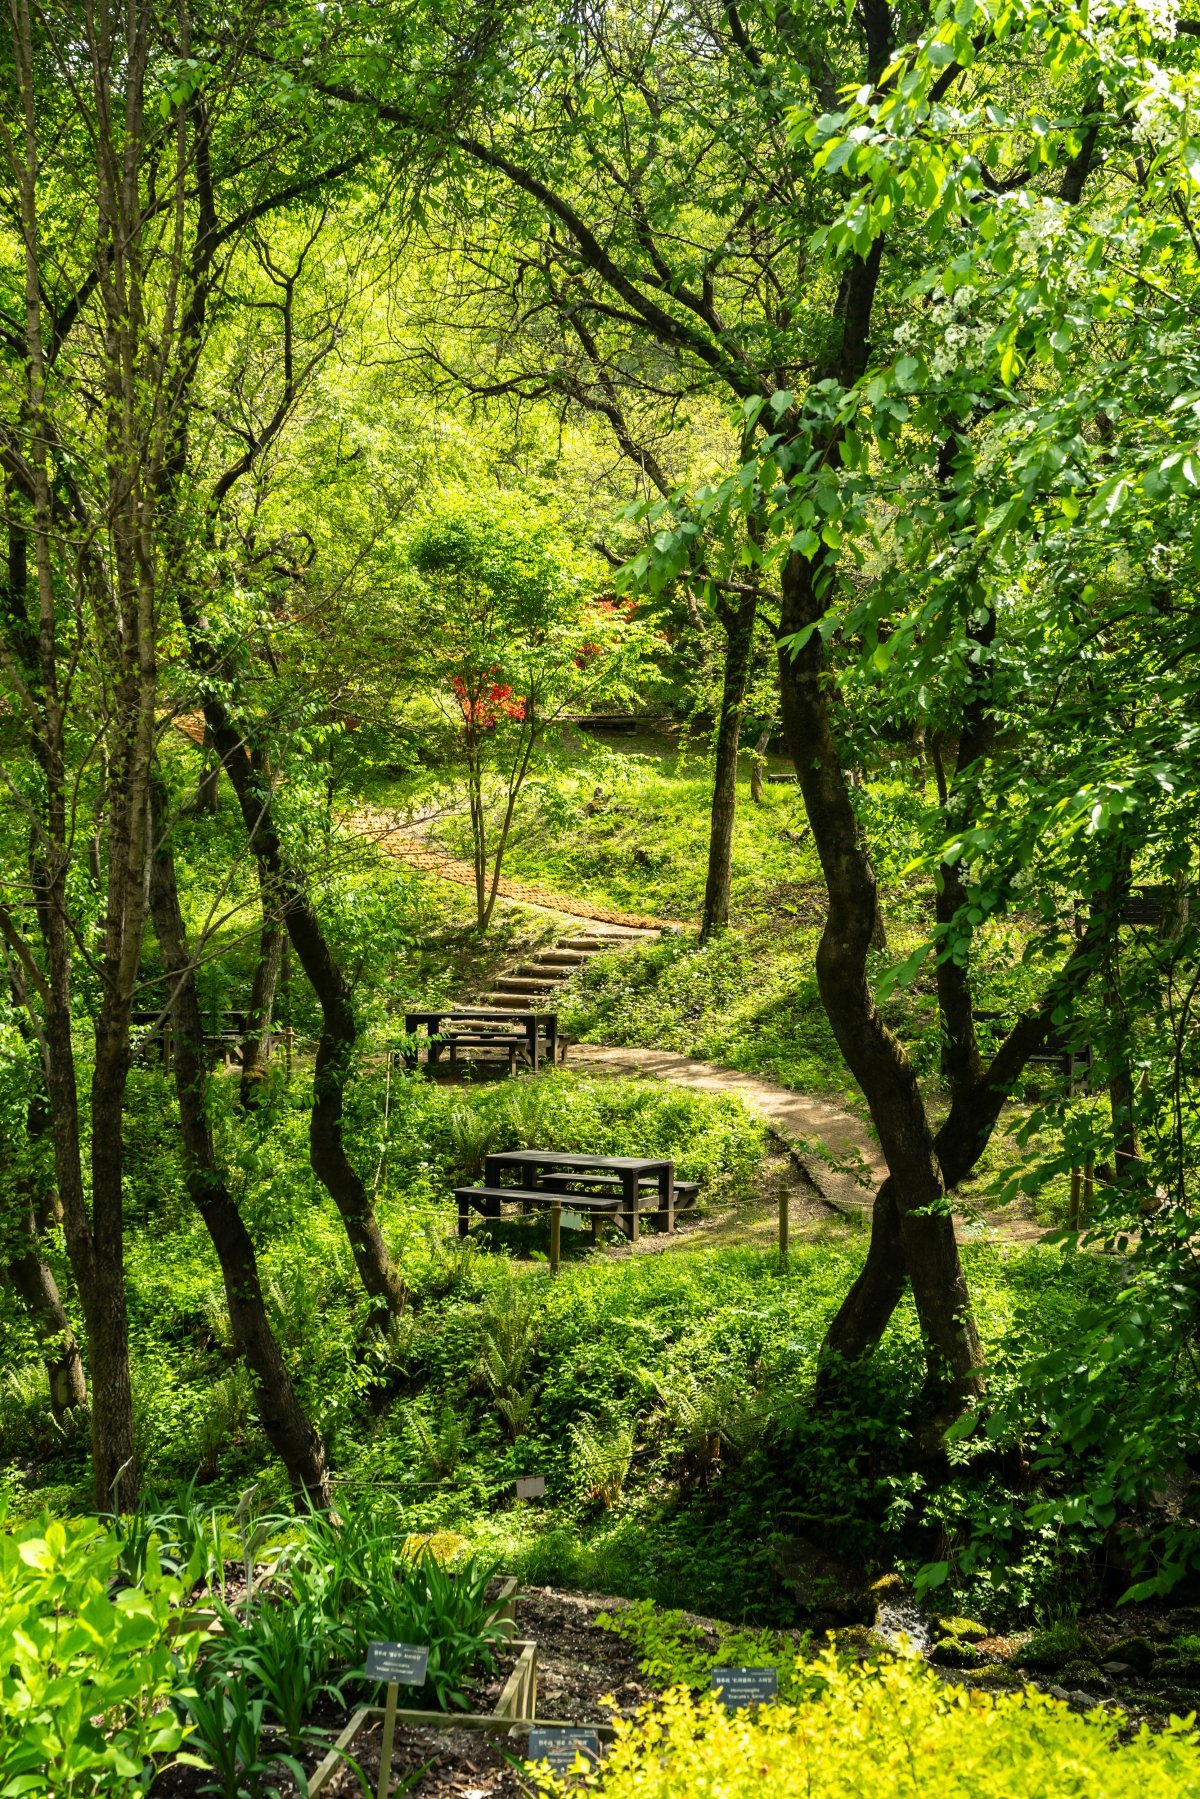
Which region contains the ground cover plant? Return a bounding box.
[4,0,1200,1788]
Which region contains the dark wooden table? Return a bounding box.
[403,1008,557,1073]
[482,1148,674,1241]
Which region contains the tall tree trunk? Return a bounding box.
[149,792,332,1503]
[777,544,983,1412]
[701,591,758,939]
[194,724,221,814]
[240,906,283,1107]
[5,1201,87,1418]
[1,1039,87,1418]
[191,699,405,1315]
[749,725,772,804]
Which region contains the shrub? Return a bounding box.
[596,1600,817,1704]
[572,1651,1200,1798]
[0,1510,201,1796]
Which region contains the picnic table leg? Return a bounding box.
[528,1017,539,1073]
[622,1170,639,1243]
[458,1191,471,1239]
[549,1202,561,1275]
[654,1167,674,1234]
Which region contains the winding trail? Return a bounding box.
[567,1043,1049,1248]
[344,808,676,932]
[168,724,1046,1252]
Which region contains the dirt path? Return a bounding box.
[568,1042,1049,1249]
[345,807,676,932]
[169,720,1043,1252]
[168,716,670,930]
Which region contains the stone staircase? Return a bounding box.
[483,926,660,1021]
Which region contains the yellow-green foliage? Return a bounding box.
[571,1651,1200,1798]
[401,1528,469,1565]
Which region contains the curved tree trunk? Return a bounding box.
[189,698,405,1316]
[777,539,983,1413]
[149,789,332,1503]
[1,1008,87,1418]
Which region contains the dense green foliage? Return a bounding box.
[4,0,1200,1783]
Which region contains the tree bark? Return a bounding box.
[149,790,332,1503]
[194,724,221,814]
[749,725,772,804]
[701,590,758,939]
[191,698,405,1315]
[240,872,283,1108]
[5,1201,87,1417]
[778,539,983,1411]
[0,998,88,1418]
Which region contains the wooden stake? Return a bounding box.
[1068,1167,1082,1229]
[549,1202,561,1276]
[376,1682,399,1799]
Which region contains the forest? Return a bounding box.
[1,0,1199,1792]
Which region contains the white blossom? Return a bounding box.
[1014,196,1068,258]
[927,291,992,379]
[1133,64,1187,146]
[1135,0,1181,38]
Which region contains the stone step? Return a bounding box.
[533,951,588,967]
[515,962,571,980]
[495,976,559,993]
[485,992,542,1011]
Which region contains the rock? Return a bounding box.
[1048,1685,1071,1702]
[868,1572,908,1604]
[929,1637,984,1669]
[1067,1690,1102,1711]
[1102,1661,1132,1677]
[932,1614,989,1644]
[770,1536,875,1627]
[969,1665,1020,1688]
[1107,1634,1156,1673]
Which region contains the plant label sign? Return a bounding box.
[527,1728,602,1773]
[711,1666,779,1710]
[366,1641,429,1685]
[515,1475,546,1499]
[559,1209,585,1230]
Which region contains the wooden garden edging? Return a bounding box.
[309,1578,617,1797]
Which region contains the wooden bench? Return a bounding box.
[441,1031,532,1075]
[973,1012,1092,1090]
[454,1184,668,1244]
[537,1172,699,1207]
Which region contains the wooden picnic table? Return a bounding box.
[403,1008,557,1074]
[480,1149,675,1242]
